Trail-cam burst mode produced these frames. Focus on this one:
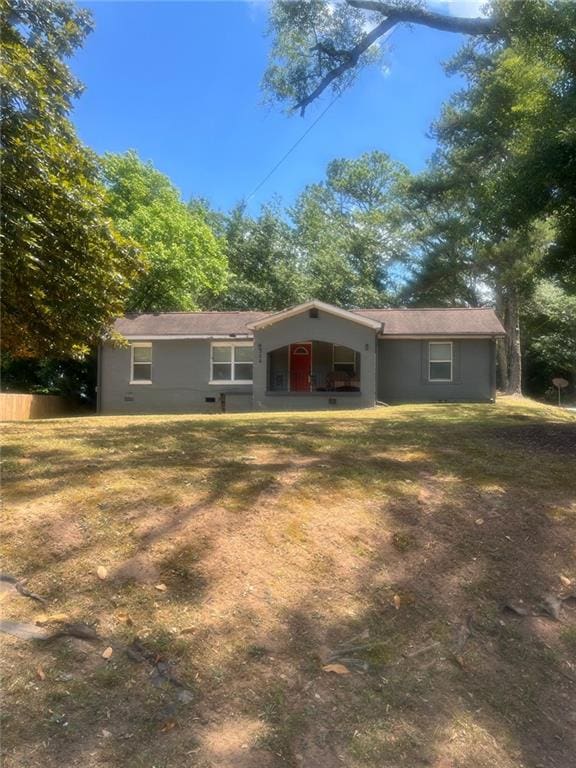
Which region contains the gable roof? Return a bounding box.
[247,300,383,331]
[112,305,504,339]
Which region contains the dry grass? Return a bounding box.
[1,397,576,768]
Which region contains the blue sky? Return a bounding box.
[72,1,476,214]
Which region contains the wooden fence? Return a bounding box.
[0,393,77,421]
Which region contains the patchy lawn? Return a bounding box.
[1,398,575,768]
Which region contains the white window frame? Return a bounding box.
[209,342,254,385]
[130,342,153,384]
[428,341,453,382]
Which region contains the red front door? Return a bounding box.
[290,343,312,392]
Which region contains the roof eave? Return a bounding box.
[378,333,506,339]
[248,300,382,331]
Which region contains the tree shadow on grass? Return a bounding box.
[253,421,576,767]
[1,408,575,767]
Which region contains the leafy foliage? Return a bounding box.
[523,280,576,396]
[263,0,497,114]
[101,151,228,312]
[292,151,411,306]
[433,0,576,276]
[0,353,97,401]
[214,204,306,311]
[401,0,576,392]
[0,0,142,357]
[263,0,379,110]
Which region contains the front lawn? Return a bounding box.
[1,398,575,768]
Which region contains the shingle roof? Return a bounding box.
[113,311,268,337]
[113,306,504,338]
[353,308,505,336]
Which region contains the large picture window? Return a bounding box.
[211,343,253,383]
[429,342,452,381]
[131,343,152,383]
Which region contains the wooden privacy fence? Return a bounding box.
[0,393,76,421]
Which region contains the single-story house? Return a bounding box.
[97,300,505,414]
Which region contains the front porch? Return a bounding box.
[267,341,361,394]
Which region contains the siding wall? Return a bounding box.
[99,329,498,414]
[253,310,377,410]
[377,338,496,403]
[99,340,252,414]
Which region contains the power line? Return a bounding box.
[245,25,399,202]
[245,91,342,202]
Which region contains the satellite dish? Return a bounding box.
[552,377,569,406]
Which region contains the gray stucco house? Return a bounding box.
[97,300,505,414]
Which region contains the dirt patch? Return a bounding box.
[44,517,86,557]
[199,716,273,768]
[112,553,160,584]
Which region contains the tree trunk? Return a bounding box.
[497,337,509,392]
[495,286,522,394]
[505,288,522,394]
[495,289,509,392]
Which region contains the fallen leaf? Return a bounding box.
[97,566,108,580]
[36,665,46,681]
[160,720,177,733]
[322,663,351,675]
[155,583,167,592]
[560,575,573,587]
[475,518,484,526]
[393,594,401,610]
[102,646,113,660]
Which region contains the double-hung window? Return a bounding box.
[131,343,152,383]
[211,343,253,383]
[429,342,452,382]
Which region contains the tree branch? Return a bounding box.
[294,0,498,114]
[296,17,395,115]
[347,1,497,35]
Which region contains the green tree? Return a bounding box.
[264,1,576,393]
[420,1,576,392]
[293,151,411,306]
[431,0,576,278]
[0,0,141,357]
[101,151,228,312]
[403,172,550,393]
[211,203,305,311]
[264,1,497,115]
[522,280,576,397]
[0,352,97,402]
